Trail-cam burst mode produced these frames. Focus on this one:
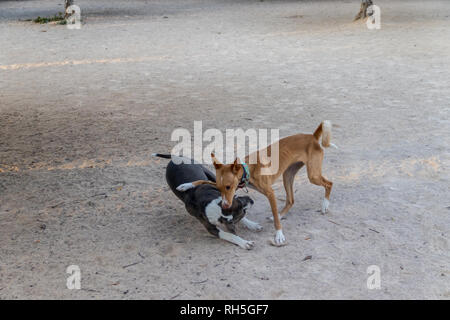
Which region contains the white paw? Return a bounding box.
[248,223,263,232]
[270,230,287,247]
[176,183,194,192]
[245,222,263,231]
[242,218,263,232]
[321,198,330,214]
[239,240,255,250]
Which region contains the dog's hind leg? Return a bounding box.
[280,161,304,217]
[306,151,333,213]
[320,176,333,213]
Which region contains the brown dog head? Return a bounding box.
[211,153,243,209]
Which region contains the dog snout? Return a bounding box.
[221,199,231,209]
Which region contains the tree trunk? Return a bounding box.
[354,0,373,21]
[65,0,74,18]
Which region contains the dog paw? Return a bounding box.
[241,218,263,232]
[239,240,255,250]
[321,198,330,214]
[176,183,194,192]
[270,230,287,247]
[251,223,263,232]
[246,222,263,232]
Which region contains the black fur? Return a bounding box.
[155,154,254,237]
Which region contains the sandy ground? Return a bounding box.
[0,0,449,299]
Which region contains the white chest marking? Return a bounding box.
[205,197,232,226]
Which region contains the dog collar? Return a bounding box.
[238,162,250,189]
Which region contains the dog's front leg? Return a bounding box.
[266,189,287,246]
[176,180,216,191]
[201,218,254,250]
[218,229,255,250]
[241,217,263,232]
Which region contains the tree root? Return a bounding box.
[354,0,374,21]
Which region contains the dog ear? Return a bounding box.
[211,153,222,169]
[232,157,241,174]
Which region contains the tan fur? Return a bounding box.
[211,155,243,208]
[313,120,332,148]
[187,121,333,240]
[321,120,332,147]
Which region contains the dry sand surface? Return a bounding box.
[0,0,449,299]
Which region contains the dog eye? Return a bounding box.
[226,186,231,190]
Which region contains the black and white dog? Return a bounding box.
[153,154,262,249]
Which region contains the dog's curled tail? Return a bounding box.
[313,120,337,149]
[152,153,172,159]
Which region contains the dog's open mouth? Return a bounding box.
[219,201,232,213]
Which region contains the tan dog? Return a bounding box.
[176,121,336,246]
